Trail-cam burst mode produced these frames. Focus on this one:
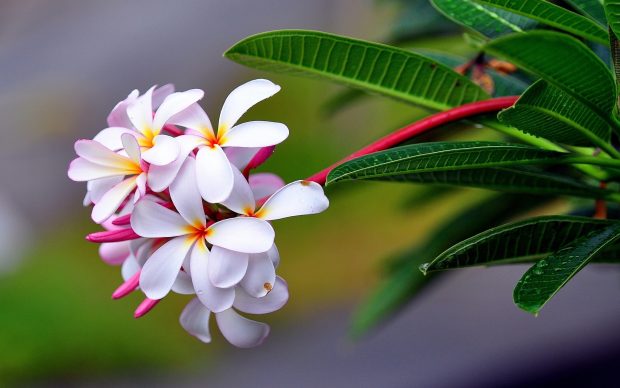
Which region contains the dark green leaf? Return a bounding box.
[474,0,608,44]
[514,221,620,313]
[224,30,489,110]
[421,215,616,273]
[567,0,607,25]
[605,1,620,40]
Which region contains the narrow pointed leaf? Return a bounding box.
[567,0,607,25]
[421,216,616,273]
[514,222,620,314]
[474,0,608,44]
[498,80,612,146]
[224,30,489,111]
[430,0,537,38]
[327,141,569,184]
[484,31,616,116]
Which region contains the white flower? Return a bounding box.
[169,79,289,202]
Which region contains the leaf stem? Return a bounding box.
[307,96,519,185]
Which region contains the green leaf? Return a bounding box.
[498,80,612,147]
[421,215,616,273]
[567,0,607,25]
[430,0,537,38]
[605,1,620,40]
[474,0,608,44]
[326,141,568,184]
[514,221,620,313]
[484,31,616,116]
[224,30,489,110]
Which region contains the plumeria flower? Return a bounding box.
[93,85,203,167]
[68,135,149,223]
[168,79,289,202]
[180,276,289,347]
[130,158,275,310]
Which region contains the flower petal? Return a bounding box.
[208,245,249,288]
[121,255,141,281]
[169,102,214,137]
[88,176,125,203]
[240,252,276,298]
[107,89,139,128]
[249,173,285,200]
[127,86,156,135]
[147,134,203,192]
[130,199,189,238]
[218,79,280,130]
[224,147,260,170]
[133,173,147,203]
[92,177,138,223]
[169,158,206,228]
[234,276,289,314]
[152,84,175,108]
[215,308,270,348]
[99,241,130,265]
[224,121,288,148]
[195,145,234,203]
[172,270,194,295]
[180,298,212,343]
[93,127,136,151]
[221,166,255,215]
[141,135,180,166]
[140,236,194,299]
[121,134,142,164]
[74,139,135,169]
[257,180,329,221]
[68,158,125,181]
[153,89,204,131]
[191,239,235,312]
[207,217,274,253]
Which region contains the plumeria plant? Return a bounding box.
[69,0,620,345]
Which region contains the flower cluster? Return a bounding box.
[68,80,329,347]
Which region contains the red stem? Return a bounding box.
[306,96,518,185]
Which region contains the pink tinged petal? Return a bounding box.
[147,134,203,192]
[140,236,194,299]
[86,228,140,243]
[74,139,135,169]
[92,177,138,223]
[215,308,270,348]
[172,270,194,295]
[89,176,124,203]
[131,239,154,267]
[134,173,147,203]
[93,127,136,151]
[223,121,289,148]
[153,89,204,131]
[221,166,255,215]
[191,240,235,312]
[208,245,249,288]
[257,180,329,221]
[114,265,140,299]
[127,86,155,134]
[245,145,276,171]
[134,298,160,318]
[169,103,214,138]
[121,134,141,164]
[206,217,274,253]
[169,158,206,228]
[112,214,131,226]
[99,241,130,265]
[234,276,289,314]
[224,147,260,170]
[180,298,212,343]
[152,83,175,108]
[141,135,180,165]
[218,79,280,130]
[130,199,189,238]
[68,158,125,181]
[121,256,141,281]
[107,89,139,127]
[240,252,276,297]
[249,173,285,199]
[195,145,234,203]
[83,191,92,206]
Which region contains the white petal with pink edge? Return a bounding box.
[107,89,138,128]
[172,270,194,295]
[234,276,289,314]
[190,240,235,312]
[88,176,124,203]
[249,173,285,200]
[180,298,212,343]
[92,176,138,223]
[93,127,136,151]
[141,135,180,166]
[99,241,130,266]
[206,217,274,253]
[152,84,175,108]
[131,199,189,238]
[133,173,147,202]
[170,158,206,228]
[208,245,249,288]
[225,147,260,170]
[147,134,203,192]
[215,308,270,348]
[140,235,194,299]
[126,86,155,134]
[223,121,288,148]
[121,255,141,281]
[68,158,127,181]
[257,180,329,221]
[121,134,141,164]
[169,103,213,137]
[153,89,204,131]
[221,166,255,215]
[195,145,234,203]
[240,252,276,298]
[74,139,135,169]
[218,79,280,130]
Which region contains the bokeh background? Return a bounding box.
[2,0,620,386]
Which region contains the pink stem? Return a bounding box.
[306,96,518,185]
[134,298,160,318]
[86,228,140,243]
[112,271,141,300]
